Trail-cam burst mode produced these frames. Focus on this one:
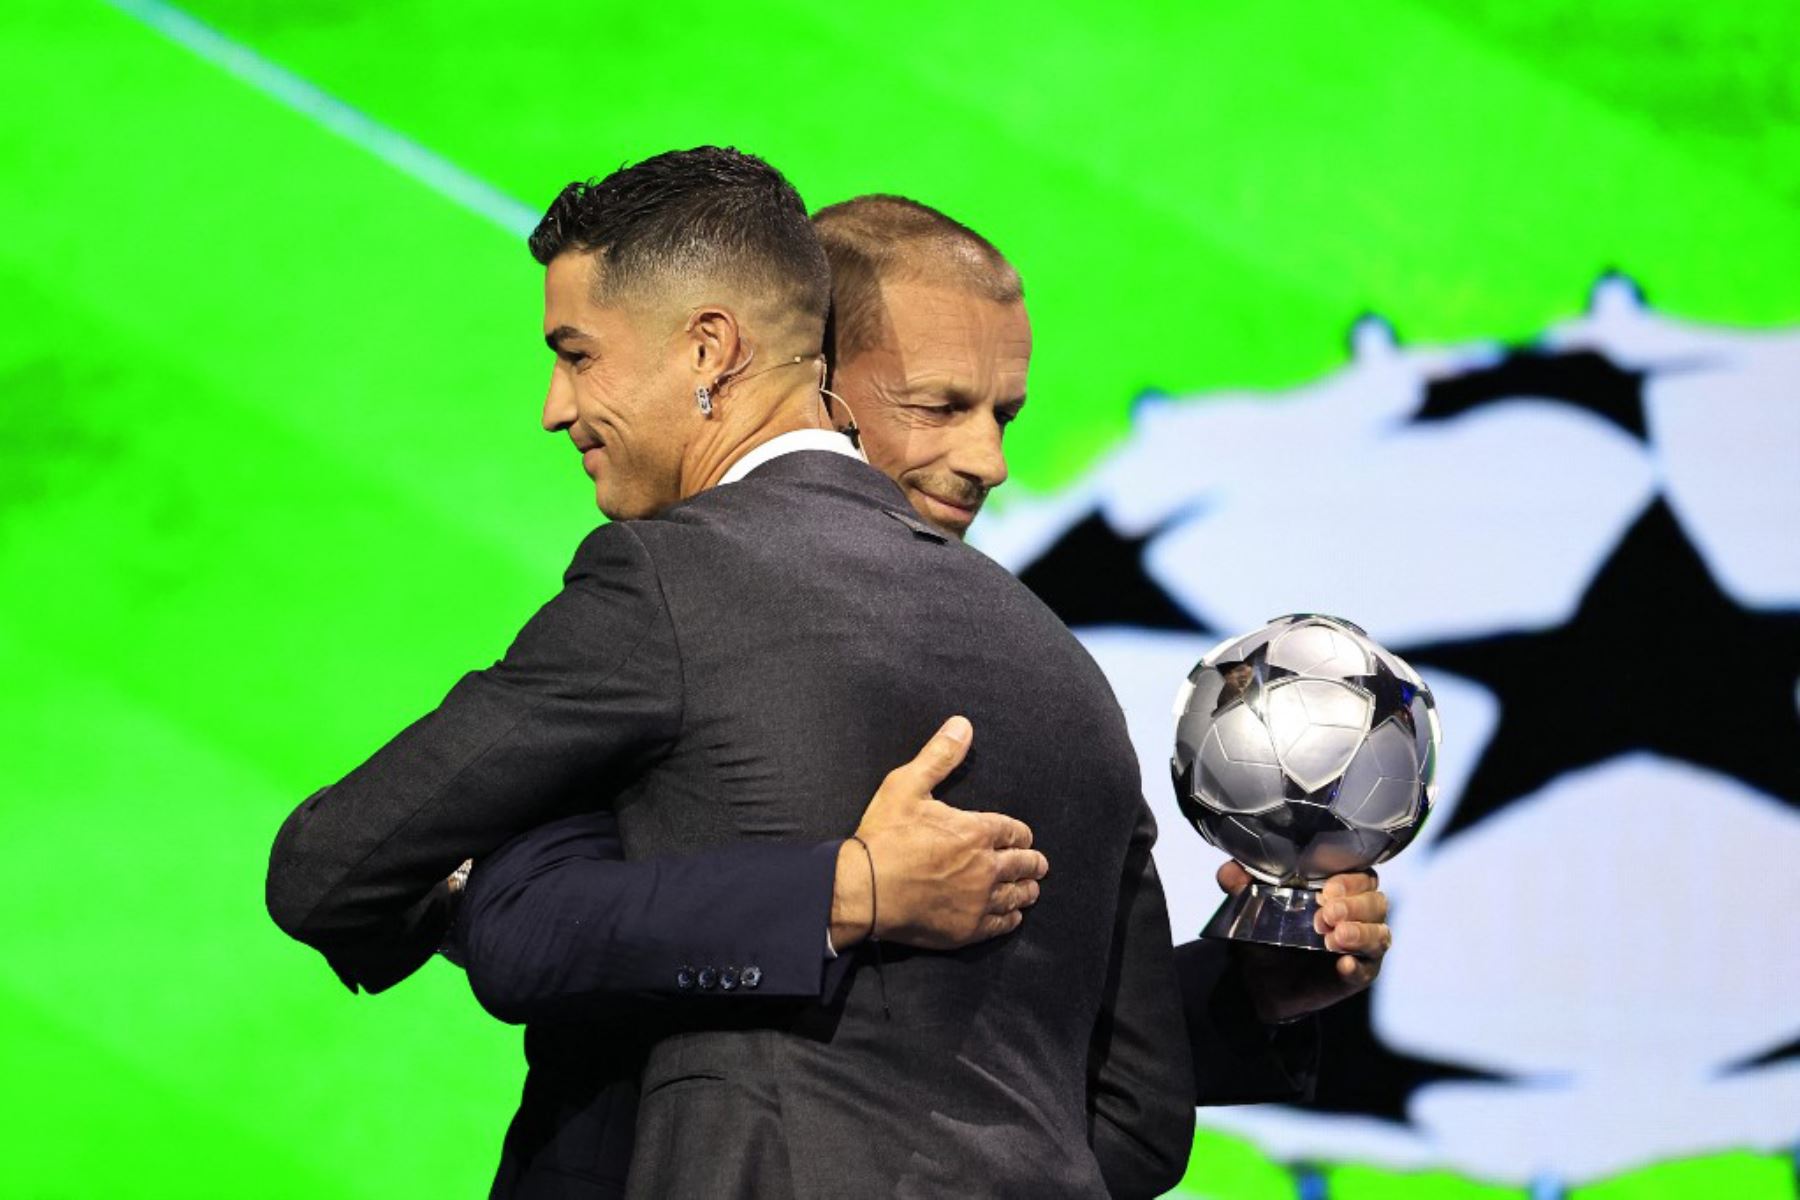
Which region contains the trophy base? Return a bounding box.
[1202,881,1333,953]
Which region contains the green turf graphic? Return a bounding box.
[4,0,1795,1194]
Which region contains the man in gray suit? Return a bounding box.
[268,147,1193,1196]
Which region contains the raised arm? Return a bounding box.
[1085,799,1196,1200]
[265,522,680,993]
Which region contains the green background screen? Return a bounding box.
[4,1,1796,1196]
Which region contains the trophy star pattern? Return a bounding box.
[1175,615,1437,890]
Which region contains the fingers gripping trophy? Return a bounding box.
[1172,614,1440,951]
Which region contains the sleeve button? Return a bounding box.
[676,965,696,991]
[719,966,740,991]
[741,965,762,989]
[697,966,718,990]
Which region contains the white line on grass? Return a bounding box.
[105,0,538,237]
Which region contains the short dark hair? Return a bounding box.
[530,147,831,338]
[811,194,1023,367]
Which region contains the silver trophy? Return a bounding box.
[1171,614,1440,952]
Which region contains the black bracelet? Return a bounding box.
[847,834,878,942]
[846,834,890,1019]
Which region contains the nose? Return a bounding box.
[542,366,576,433]
[948,416,1009,491]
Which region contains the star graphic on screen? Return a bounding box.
[1307,987,1503,1121]
[1017,511,1208,632]
[1727,1029,1800,1076]
[1412,348,1650,442]
[1400,498,1800,843]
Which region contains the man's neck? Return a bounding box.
[678,380,828,498]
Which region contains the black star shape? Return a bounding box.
[1400,498,1800,844]
[1726,1029,1800,1076]
[1413,349,1650,443]
[1017,511,1209,633]
[1305,985,1503,1121]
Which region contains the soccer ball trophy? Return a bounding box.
[1172,614,1440,952]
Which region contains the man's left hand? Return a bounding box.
[1216,861,1392,1024]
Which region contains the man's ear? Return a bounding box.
[685,305,745,383]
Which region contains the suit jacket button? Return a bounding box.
[676,965,696,991]
[741,965,762,989]
[719,966,739,991]
[697,966,718,990]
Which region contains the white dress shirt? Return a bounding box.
[719,428,865,486]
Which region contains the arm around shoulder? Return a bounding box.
[265,521,681,992]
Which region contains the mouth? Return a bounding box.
[914,488,981,532]
[573,434,606,478]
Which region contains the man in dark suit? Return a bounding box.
[267,147,1197,1196]
[800,195,1391,1027]
[443,195,1388,1197]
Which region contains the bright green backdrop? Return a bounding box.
[2,1,1795,1195]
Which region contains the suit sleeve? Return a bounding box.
[1086,800,1197,1200]
[1175,938,1320,1107]
[265,522,683,994]
[451,810,853,1024]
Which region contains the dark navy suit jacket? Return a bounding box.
[454,811,1317,1199]
[449,811,853,1198]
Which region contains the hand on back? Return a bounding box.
[833,716,1049,952]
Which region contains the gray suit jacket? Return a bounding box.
[268,450,1193,1199]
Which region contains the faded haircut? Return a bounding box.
[530,146,831,338]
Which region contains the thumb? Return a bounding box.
[1216,859,1254,896]
[903,715,973,792]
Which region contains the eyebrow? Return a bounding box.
[902,379,977,405]
[904,379,1028,411]
[544,325,595,352]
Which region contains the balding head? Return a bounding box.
[807,195,1030,539]
[812,195,1023,373]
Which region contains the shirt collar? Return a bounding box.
[719,428,867,486]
